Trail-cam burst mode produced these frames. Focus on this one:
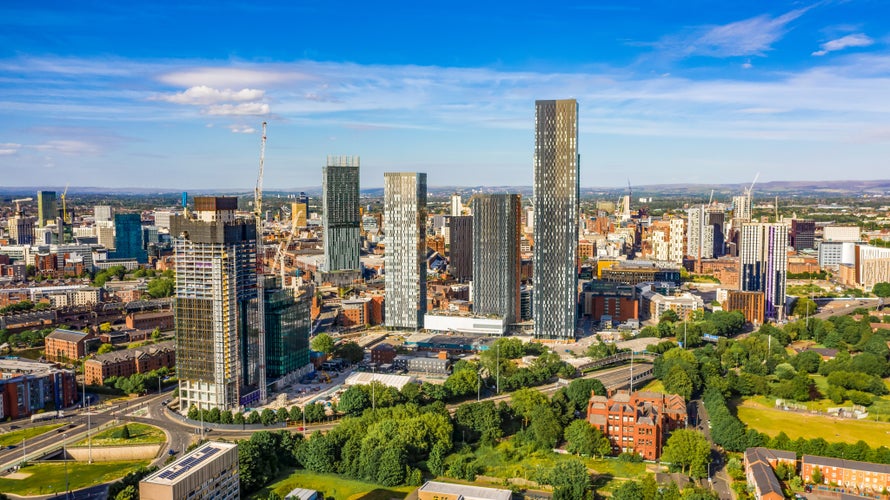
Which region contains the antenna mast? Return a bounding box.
[254,122,267,405]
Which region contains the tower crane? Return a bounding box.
[254,122,268,405]
[60,183,70,223]
[743,173,760,202]
[12,197,32,216]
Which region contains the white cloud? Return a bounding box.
[812,33,874,56]
[228,124,256,134]
[32,140,100,154]
[0,142,21,155]
[654,8,808,58]
[155,86,265,105]
[205,102,270,116]
[158,67,307,87]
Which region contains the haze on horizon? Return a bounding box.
[2,1,890,190]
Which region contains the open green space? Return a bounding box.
[736,399,890,447]
[0,460,150,496]
[471,440,646,481]
[640,379,667,394]
[73,423,165,446]
[261,468,414,500]
[0,423,63,447]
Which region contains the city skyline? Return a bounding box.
[2,2,890,189]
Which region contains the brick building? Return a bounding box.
[586,390,687,460]
[580,281,639,324]
[84,341,176,385]
[695,257,740,289]
[0,358,77,420]
[370,343,397,365]
[743,448,794,500]
[724,290,765,325]
[126,310,174,331]
[802,455,890,493]
[44,328,95,362]
[338,297,370,327]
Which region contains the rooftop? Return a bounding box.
[142,441,237,486]
[417,480,512,500]
[46,328,91,343]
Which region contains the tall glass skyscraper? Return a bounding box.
[740,222,788,321]
[384,172,427,329]
[322,155,361,272]
[172,197,260,412]
[263,276,310,382]
[113,213,147,263]
[533,99,579,339]
[37,191,56,228]
[472,194,521,325]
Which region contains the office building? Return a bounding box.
[850,245,890,292]
[587,390,687,460]
[172,196,260,412]
[140,441,239,500]
[94,205,113,222]
[472,195,521,324]
[686,206,714,260]
[264,277,311,383]
[37,191,56,228]
[113,213,147,263]
[790,219,815,251]
[322,155,361,272]
[532,98,579,339]
[740,223,788,321]
[448,215,473,282]
[292,192,310,227]
[384,172,427,329]
[823,225,860,242]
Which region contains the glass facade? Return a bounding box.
[113,213,147,263]
[322,155,361,272]
[264,283,310,380]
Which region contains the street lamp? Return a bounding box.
[63,433,69,499]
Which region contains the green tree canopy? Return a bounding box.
[660,429,712,478]
[310,333,335,354]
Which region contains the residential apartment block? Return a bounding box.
[44,328,95,362]
[84,341,175,385]
[140,441,239,500]
[0,358,77,420]
[586,390,687,460]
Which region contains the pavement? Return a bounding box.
[693,398,734,500]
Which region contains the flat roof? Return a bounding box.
[142,441,237,486]
[418,481,512,500]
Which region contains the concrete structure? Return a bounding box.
[416,480,512,500]
[639,285,703,323]
[322,155,361,272]
[384,172,427,329]
[45,328,95,362]
[533,98,579,339]
[8,216,35,245]
[851,245,890,292]
[140,441,239,500]
[37,191,56,228]
[423,313,506,335]
[94,205,113,222]
[586,390,687,460]
[407,352,451,374]
[171,196,260,412]
[669,217,685,264]
[450,194,463,217]
[802,455,890,493]
[823,225,861,242]
[472,194,521,324]
[448,215,473,282]
[84,341,175,385]
[0,358,76,420]
[343,371,416,390]
[740,223,788,321]
[732,195,751,222]
[601,262,682,286]
[818,240,858,268]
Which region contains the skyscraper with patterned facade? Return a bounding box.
[171,196,260,412]
[472,194,521,325]
[740,222,788,321]
[322,155,361,272]
[262,276,311,383]
[533,99,579,339]
[384,172,427,329]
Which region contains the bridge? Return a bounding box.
[578,351,659,373]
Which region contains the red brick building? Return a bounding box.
[724,290,765,325]
[339,298,370,327]
[0,358,77,420]
[586,390,687,460]
[84,341,175,385]
[44,329,95,362]
[371,343,397,365]
[802,455,890,493]
[743,448,793,500]
[126,310,174,331]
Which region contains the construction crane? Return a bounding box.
[743,173,760,202]
[254,122,268,405]
[60,183,70,223]
[273,206,299,287]
[12,197,32,215]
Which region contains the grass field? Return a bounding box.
[737,399,890,447]
[0,423,63,447]
[472,440,646,480]
[73,422,165,446]
[260,469,414,500]
[0,460,150,495]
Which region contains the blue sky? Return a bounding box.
[1,1,889,190]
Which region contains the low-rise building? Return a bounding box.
[744,447,796,499]
[126,310,174,331]
[0,358,77,420]
[370,343,397,365]
[802,455,890,493]
[580,281,639,324]
[407,352,451,375]
[140,441,239,500]
[724,290,765,325]
[416,480,512,500]
[586,390,687,460]
[45,328,95,362]
[84,341,175,385]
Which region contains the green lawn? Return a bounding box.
[737,399,890,447]
[260,469,414,500]
[471,440,646,481]
[0,423,63,447]
[73,423,165,446]
[0,460,150,496]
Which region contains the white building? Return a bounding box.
[384,172,428,329]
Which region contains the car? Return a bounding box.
[10,425,19,430]
[5,445,16,450]
[168,449,177,455]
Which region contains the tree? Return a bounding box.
[444,367,478,398]
[338,385,372,416]
[663,365,694,400]
[146,277,174,298]
[119,424,131,439]
[260,408,277,426]
[100,322,113,333]
[811,466,823,484]
[545,458,591,500]
[873,282,890,298]
[564,419,610,457]
[334,341,365,364]
[276,407,290,423]
[97,343,115,355]
[114,485,138,500]
[793,297,818,318]
[289,406,302,423]
[611,480,644,500]
[660,429,711,478]
[511,387,549,427]
[298,432,338,473]
[310,333,335,354]
[427,442,447,476]
[151,328,161,340]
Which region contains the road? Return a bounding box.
[813,298,882,320]
[692,399,734,500]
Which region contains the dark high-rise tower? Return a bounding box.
[473,194,521,325]
[322,155,361,272]
[533,99,579,339]
[112,213,147,263]
[37,191,56,228]
[448,215,473,282]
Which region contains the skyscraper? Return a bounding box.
[37,191,56,228]
[448,215,473,282]
[112,213,147,263]
[686,206,714,260]
[384,172,427,329]
[172,197,260,412]
[450,193,462,216]
[740,222,788,321]
[322,155,361,272]
[263,276,311,383]
[94,205,113,222]
[533,99,579,339]
[473,194,521,325]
